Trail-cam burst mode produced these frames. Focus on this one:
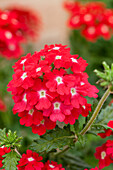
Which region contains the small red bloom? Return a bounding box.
[95,143,112,169]
[17,150,44,170]
[43,160,65,170]
[31,117,56,136]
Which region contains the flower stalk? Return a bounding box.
[80,86,112,136]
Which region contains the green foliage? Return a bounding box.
[30,127,75,153]
[95,103,113,124]
[89,104,113,135]
[0,128,22,148]
[94,62,113,89]
[2,151,20,170]
[61,153,91,170]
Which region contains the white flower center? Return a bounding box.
[28,109,34,116]
[101,151,106,160]
[21,72,27,80]
[28,157,34,162]
[87,26,96,35]
[8,44,16,51]
[53,47,60,50]
[108,16,113,24]
[80,82,85,86]
[1,13,8,20]
[49,164,55,168]
[23,94,27,102]
[21,59,27,64]
[56,76,63,85]
[39,90,46,98]
[71,88,76,96]
[84,14,92,22]
[72,15,80,24]
[101,24,109,34]
[55,55,62,60]
[71,58,78,63]
[5,31,12,39]
[82,105,86,109]
[36,67,41,72]
[54,102,60,110]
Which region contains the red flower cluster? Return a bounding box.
[64,1,113,42]
[0,148,65,170]
[8,44,99,135]
[0,6,40,59]
[0,98,6,112]
[95,140,113,169]
[0,146,11,168]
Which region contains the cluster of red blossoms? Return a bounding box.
[64,1,113,42]
[0,6,40,59]
[0,148,65,170]
[95,120,113,169]
[8,44,99,136]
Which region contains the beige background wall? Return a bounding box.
[0,0,69,50]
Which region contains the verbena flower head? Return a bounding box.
[64,1,113,42]
[0,6,40,59]
[43,160,65,170]
[8,44,99,135]
[17,150,44,170]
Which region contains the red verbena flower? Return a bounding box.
[17,150,44,170]
[8,44,98,135]
[95,143,112,169]
[43,160,65,170]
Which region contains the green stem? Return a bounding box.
[80,86,111,136]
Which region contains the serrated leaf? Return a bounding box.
[0,128,6,142]
[95,103,113,125]
[2,151,20,170]
[30,127,75,153]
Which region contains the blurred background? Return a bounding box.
[0,0,113,169]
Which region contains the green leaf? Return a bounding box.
[0,128,6,142]
[95,103,113,125]
[2,151,20,170]
[61,153,91,170]
[30,127,75,153]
